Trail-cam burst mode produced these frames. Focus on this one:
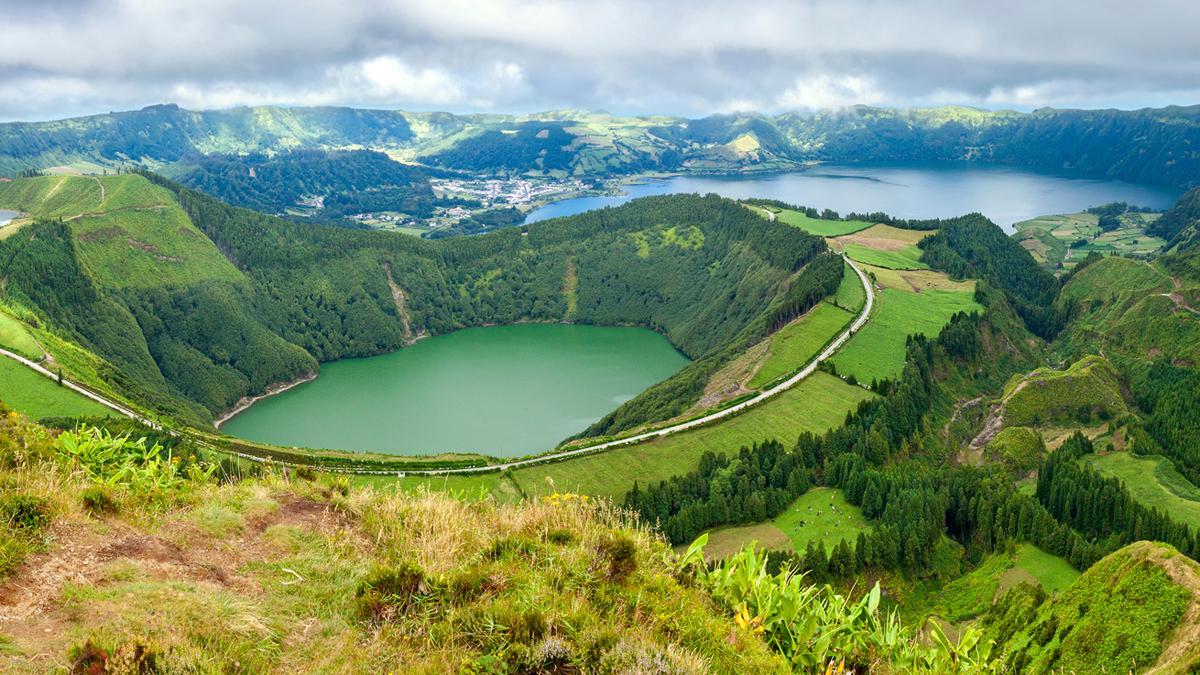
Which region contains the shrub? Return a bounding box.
[1,493,51,531]
[545,528,576,545]
[80,485,119,515]
[596,534,637,583]
[355,562,434,622]
[292,465,316,482]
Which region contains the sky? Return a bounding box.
[1,0,1198,122]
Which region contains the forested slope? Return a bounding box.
[0,174,823,434]
[2,103,1199,186]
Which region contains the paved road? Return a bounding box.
[0,254,874,476]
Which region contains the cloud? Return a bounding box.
[0,0,1196,120]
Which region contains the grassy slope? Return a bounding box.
[1001,354,1127,427]
[0,419,785,672]
[748,302,853,388]
[776,209,873,236]
[987,541,1197,674]
[0,358,112,419]
[0,175,242,289]
[843,242,928,270]
[1083,451,1200,531]
[1057,256,1200,368]
[832,287,982,382]
[0,309,42,359]
[510,373,874,500]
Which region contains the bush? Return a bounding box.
[596,534,637,583]
[545,528,576,546]
[355,562,434,622]
[1,493,51,531]
[80,485,119,515]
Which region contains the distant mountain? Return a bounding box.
[2,103,1199,186]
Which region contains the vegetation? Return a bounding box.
[1083,451,1200,531]
[0,359,113,420]
[831,287,981,382]
[772,487,872,555]
[1013,209,1166,271]
[1001,355,1128,428]
[748,302,854,388]
[5,104,1200,187]
[843,242,928,270]
[982,541,1196,673]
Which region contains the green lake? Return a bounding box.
[220,324,689,457]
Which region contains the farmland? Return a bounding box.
[832,287,982,382]
[1013,211,1167,271]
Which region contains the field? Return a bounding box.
[0,175,243,289]
[775,208,874,236]
[832,287,982,382]
[694,522,792,561]
[832,261,867,311]
[684,487,870,561]
[1083,451,1200,530]
[0,358,113,419]
[773,487,871,553]
[1013,211,1167,270]
[511,372,875,500]
[842,242,928,270]
[0,310,42,360]
[748,302,854,388]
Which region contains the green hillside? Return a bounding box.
[983,541,1200,673]
[1001,355,1128,427]
[3,103,1200,186]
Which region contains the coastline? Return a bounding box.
[214,371,318,429]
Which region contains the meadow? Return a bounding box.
[0,358,113,419]
[1083,451,1200,530]
[510,372,875,500]
[776,208,874,236]
[842,242,928,270]
[0,310,42,360]
[748,302,853,388]
[773,487,871,553]
[832,287,982,382]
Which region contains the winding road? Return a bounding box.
[0,255,874,476]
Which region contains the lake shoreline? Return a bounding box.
[214,371,318,429]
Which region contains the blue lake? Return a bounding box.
[525,164,1183,231]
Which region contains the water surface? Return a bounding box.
[221,324,689,457]
[526,164,1182,231]
[0,210,18,228]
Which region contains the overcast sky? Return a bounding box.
[2,0,1199,122]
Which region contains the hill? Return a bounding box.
[983,541,1200,673]
[2,104,1200,186]
[0,173,827,435]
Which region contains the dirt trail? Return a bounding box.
[0,494,348,663]
[91,176,106,204]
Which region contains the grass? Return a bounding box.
[0,358,113,420]
[1083,451,1200,531]
[776,209,873,236]
[832,287,982,383]
[902,543,1078,625]
[860,265,974,294]
[0,410,786,672]
[773,487,871,553]
[1002,354,1127,427]
[0,310,42,360]
[832,262,866,312]
[0,175,243,290]
[842,243,928,270]
[694,522,792,561]
[511,373,875,500]
[748,303,853,388]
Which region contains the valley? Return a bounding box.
[2,100,1200,673]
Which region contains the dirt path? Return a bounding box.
[382,261,414,342]
[91,176,106,204]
